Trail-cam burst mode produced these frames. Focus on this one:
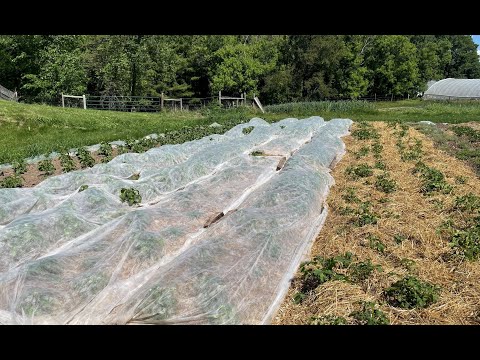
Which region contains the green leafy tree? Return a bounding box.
[209,36,279,95]
[444,35,480,78]
[0,35,50,101]
[365,35,420,97]
[335,35,370,98]
[410,35,452,90]
[22,35,87,103]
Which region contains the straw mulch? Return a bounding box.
[273,121,480,325]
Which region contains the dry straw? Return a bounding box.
[273,122,480,325]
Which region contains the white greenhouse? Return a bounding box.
[423,78,480,100]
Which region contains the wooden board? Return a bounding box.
[253,97,265,113]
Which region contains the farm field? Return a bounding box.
[273,121,480,325]
[2,99,480,186]
[1,98,480,324]
[0,116,351,324]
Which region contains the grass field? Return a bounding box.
[0,100,280,164]
[2,99,480,165]
[266,99,480,123]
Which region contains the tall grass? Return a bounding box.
[265,100,376,114]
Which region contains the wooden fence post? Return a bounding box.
[219,91,222,106]
[161,92,164,111]
[61,93,65,108]
[180,98,183,111]
[83,94,87,109]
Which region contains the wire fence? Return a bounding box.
[58,92,413,112]
[84,95,221,112]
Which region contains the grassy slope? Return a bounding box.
[0,100,279,164]
[2,98,480,164]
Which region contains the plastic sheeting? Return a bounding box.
[0,116,352,324]
[424,78,480,100]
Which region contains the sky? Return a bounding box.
[473,35,480,56]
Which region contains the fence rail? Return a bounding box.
[84,94,233,112]
[58,92,413,113]
[0,84,18,101]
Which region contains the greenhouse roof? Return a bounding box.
[424,78,480,98]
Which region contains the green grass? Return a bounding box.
[0,100,275,164]
[2,98,480,165]
[265,99,480,124]
[264,100,376,114]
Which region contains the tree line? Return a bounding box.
[0,35,479,105]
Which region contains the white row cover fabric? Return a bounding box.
[0,116,352,324]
